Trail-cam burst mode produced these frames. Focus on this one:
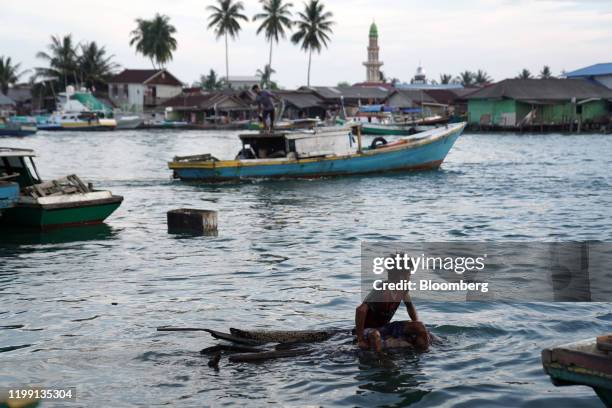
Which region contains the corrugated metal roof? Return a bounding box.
[303,86,390,100]
[566,63,612,78]
[0,93,15,106]
[386,89,436,106]
[274,91,324,108]
[465,78,612,101]
[109,69,183,86]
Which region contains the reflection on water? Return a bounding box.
[0,130,611,407]
[0,224,117,246]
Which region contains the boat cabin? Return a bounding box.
[0,148,41,189]
[237,127,357,160]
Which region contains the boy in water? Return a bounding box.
[355,254,431,352]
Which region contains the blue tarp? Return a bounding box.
[359,105,396,113]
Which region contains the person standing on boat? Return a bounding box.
[252,84,275,132]
[355,256,430,351]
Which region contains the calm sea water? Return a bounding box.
[1,130,611,407]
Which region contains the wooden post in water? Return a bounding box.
[167,209,218,235]
[356,124,363,153]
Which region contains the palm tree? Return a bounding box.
[540,65,553,79]
[517,69,533,79]
[78,42,119,90]
[474,69,492,86]
[254,0,293,82]
[256,64,276,88]
[455,70,474,87]
[439,74,453,84]
[201,69,222,90]
[130,14,177,69]
[291,0,334,87]
[206,0,248,87]
[36,34,79,88]
[0,56,28,95]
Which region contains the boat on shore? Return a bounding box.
[542,334,612,407]
[0,148,123,229]
[168,122,465,182]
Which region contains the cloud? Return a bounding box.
[1,0,612,88]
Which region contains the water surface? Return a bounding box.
[1,130,611,407]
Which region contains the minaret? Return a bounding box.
[363,22,383,83]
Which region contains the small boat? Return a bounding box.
[337,117,418,136]
[247,118,320,131]
[116,115,144,129]
[168,122,465,182]
[0,147,123,229]
[542,334,612,407]
[0,117,37,137]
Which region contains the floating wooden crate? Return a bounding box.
[167,208,217,235]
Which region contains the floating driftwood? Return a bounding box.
[229,327,344,343]
[229,349,313,363]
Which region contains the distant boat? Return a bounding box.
[542,335,612,407]
[168,123,465,182]
[0,147,123,229]
[37,86,117,131]
[337,105,446,136]
[116,115,144,129]
[0,117,37,136]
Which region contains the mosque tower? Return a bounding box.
[363,21,383,83]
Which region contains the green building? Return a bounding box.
[466,79,612,129]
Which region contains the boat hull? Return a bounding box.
[542,337,612,407]
[0,195,123,229]
[170,123,465,181]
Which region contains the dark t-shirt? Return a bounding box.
[256,90,274,111]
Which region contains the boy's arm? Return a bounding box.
[355,303,369,346]
[404,292,419,321]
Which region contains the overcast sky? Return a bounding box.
[2,0,612,88]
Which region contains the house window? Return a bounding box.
[123,84,128,98]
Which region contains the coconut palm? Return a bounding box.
[0,56,28,95]
[474,69,492,86]
[516,69,533,79]
[455,71,474,87]
[35,34,79,88]
[201,69,223,90]
[291,0,334,87]
[206,0,248,87]
[540,65,553,79]
[130,14,177,69]
[254,0,293,81]
[78,42,119,90]
[256,64,277,88]
[439,73,453,84]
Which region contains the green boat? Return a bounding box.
[336,118,418,136]
[542,335,612,407]
[0,148,123,229]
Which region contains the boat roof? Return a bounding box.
[0,147,36,157]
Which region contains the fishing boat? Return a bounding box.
[0,148,123,229]
[0,117,37,136]
[168,122,465,182]
[37,86,117,131]
[542,334,612,407]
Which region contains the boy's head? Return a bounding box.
[252,84,261,94]
[386,252,413,282]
